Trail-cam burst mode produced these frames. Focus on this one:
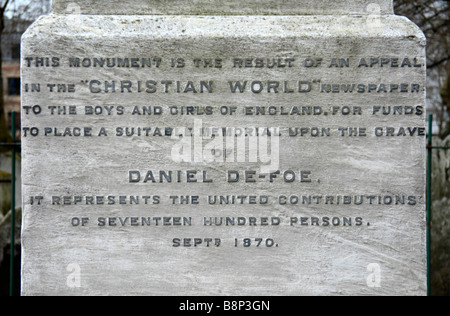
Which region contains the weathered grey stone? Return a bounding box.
[21,0,427,296]
[53,0,394,15]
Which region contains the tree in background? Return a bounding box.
[395,0,450,296]
[0,0,51,143]
[0,0,49,296]
[395,0,450,137]
[0,0,12,144]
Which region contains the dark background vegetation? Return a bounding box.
[395,0,450,296]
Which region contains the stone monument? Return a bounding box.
[21,0,427,295]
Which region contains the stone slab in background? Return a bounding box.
[53,0,394,15]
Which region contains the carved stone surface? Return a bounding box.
[21,1,427,296]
